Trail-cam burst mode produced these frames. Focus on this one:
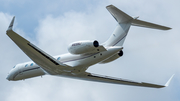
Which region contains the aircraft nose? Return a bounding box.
[6,69,15,81]
[6,73,13,81]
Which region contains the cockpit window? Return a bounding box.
[57,57,61,60]
[13,66,16,68]
[30,63,33,66]
[25,64,28,67]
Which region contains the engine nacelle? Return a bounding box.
[68,40,99,54]
[99,50,123,64]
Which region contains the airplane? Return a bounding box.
[6,5,174,88]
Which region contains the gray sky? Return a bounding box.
[0,0,180,101]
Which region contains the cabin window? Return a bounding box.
[57,57,61,60]
[25,64,28,67]
[13,66,16,68]
[30,63,33,66]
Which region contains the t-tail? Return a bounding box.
[104,5,171,47]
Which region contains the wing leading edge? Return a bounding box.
[74,72,174,88]
[6,17,71,75]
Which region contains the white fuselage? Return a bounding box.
[7,46,122,81]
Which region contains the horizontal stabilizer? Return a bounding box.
[106,5,171,30]
[132,19,171,30]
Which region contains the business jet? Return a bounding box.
[6,5,173,88]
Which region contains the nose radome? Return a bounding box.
[6,74,13,81]
[6,69,15,81]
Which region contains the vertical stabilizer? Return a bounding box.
[104,5,132,47]
[104,23,131,46]
[106,5,133,23]
[104,5,171,47]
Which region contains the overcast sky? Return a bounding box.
[0,0,180,101]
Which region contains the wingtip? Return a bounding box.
[7,16,15,31]
[106,4,115,9]
[165,74,175,87]
[166,27,172,30]
[162,26,172,30]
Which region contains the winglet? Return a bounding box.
[165,74,174,87]
[7,16,15,31]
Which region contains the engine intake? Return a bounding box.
[93,40,99,47]
[118,50,123,56]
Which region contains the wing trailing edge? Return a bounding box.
[74,72,174,88]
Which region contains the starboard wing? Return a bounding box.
[73,72,174,88]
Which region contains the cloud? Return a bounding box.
[35,10,115,55]
[1,0,180,101]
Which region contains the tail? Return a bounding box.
[104,5,171,47]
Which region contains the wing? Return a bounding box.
[73,72,174,88]
[6,17,72,75]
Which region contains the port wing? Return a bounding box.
[6,17,72,75]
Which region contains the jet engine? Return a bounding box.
[68,40,100,54]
